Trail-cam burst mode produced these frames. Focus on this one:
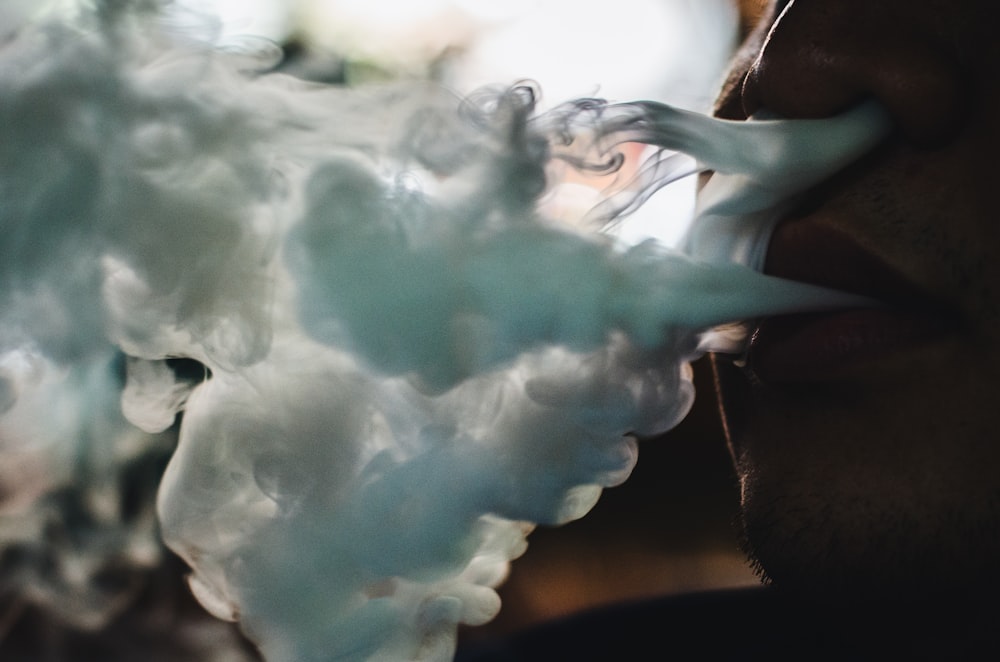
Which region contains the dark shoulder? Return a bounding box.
[455,585,1000,661]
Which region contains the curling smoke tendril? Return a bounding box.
[0,4,891,661]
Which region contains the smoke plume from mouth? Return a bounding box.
[0,3,890,661]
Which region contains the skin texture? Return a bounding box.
[710,0,1000,608]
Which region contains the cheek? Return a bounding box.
[737,334,1000,505]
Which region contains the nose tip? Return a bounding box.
[739,1,969,147]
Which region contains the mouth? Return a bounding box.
[744,218,958,384]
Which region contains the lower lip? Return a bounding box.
[747,307,952,384]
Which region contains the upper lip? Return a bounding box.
[739,210,962,383]
[763,214,946,313]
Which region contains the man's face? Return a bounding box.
[711,0,1000,603]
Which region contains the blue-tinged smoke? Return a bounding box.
[0,3,889,661]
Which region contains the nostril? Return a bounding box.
[737,3,970,148]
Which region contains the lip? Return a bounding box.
[745,219,958,384]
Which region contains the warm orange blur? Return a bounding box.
[738,0,771,35]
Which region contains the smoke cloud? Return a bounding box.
[0,3,890,661]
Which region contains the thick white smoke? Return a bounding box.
[0,3,891,661]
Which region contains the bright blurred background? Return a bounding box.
[173,0,754,247]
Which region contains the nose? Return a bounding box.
[739,0,969,146]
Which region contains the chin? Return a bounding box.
[738,494,1000,614]
[711,347,1000,612]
